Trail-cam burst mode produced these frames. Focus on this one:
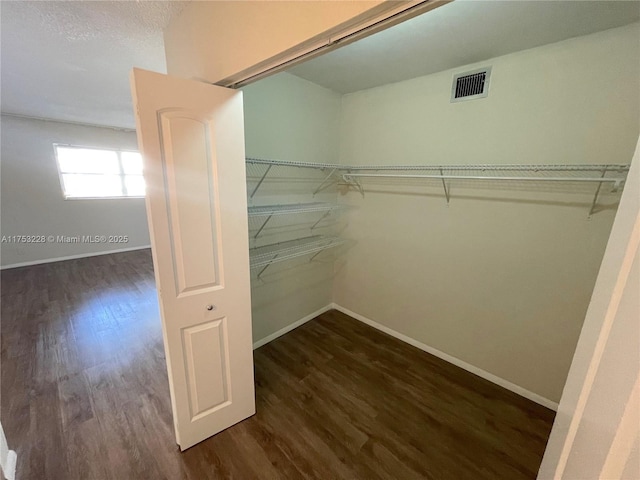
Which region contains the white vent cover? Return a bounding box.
[451,67,492,103]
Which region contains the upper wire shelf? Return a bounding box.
[246,157,343,170]
[341,163,630,172]
[246,158,343,198]
[245,158,630,217]
[246,158,630,174]
[340,164,629,217]
[340,164,629,194]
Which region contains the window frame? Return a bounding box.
[53,143,145,200]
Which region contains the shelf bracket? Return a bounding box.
[588,166,608,218]
[313,168,337,196]
[254,214,273,239]
[611,179,623,193]
[257,253,279,278]
[250,164,272,198]
[353,177,365,197]
[310,210,331,231]
[343,174,365,197]
[309,242,332,262]
[440,168,450,205]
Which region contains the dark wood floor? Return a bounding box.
[1,249,554,479]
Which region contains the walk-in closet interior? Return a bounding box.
[240,0,639,408]
[3,1,639,478]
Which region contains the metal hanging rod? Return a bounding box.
[250,235,346,277]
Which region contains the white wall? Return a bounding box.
[538,137,639,480]
[242,73,342,343]
[333,24,640,403]
[244,73,341,165]
[0,115,150,267]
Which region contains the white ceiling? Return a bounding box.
[1,1,638,129]
[288,1,640,94]
[1,1,187,129]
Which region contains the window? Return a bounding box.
[54,145,145,198]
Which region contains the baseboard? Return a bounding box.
[331,303,559,411]
[253,304,333,350]
[0,245,152,270]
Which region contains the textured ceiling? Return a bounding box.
[2,1,638,129]
[1,1,188,129]
[288,1,640,94]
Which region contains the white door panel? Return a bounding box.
[131,68,255,450]
[158,111,223,295]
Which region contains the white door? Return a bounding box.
[130,68,255,450]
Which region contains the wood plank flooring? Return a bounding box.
[1,250,554,479]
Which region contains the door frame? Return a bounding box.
[215,0,451,89]
[160,2,640,466]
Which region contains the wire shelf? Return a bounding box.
[248,202,346,217]
[246,158,344,198]
[341,165,629,187]
[342,163,630,172]
[249,235,346,271]
[341,172,626,186]
[335,163,630,217]
[248,202,346,239]
[246,157,342,170]
[244,158,630,217]
[245,158,630,174]
[245,158,629,199]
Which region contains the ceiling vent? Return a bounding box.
[451,67,492,103]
